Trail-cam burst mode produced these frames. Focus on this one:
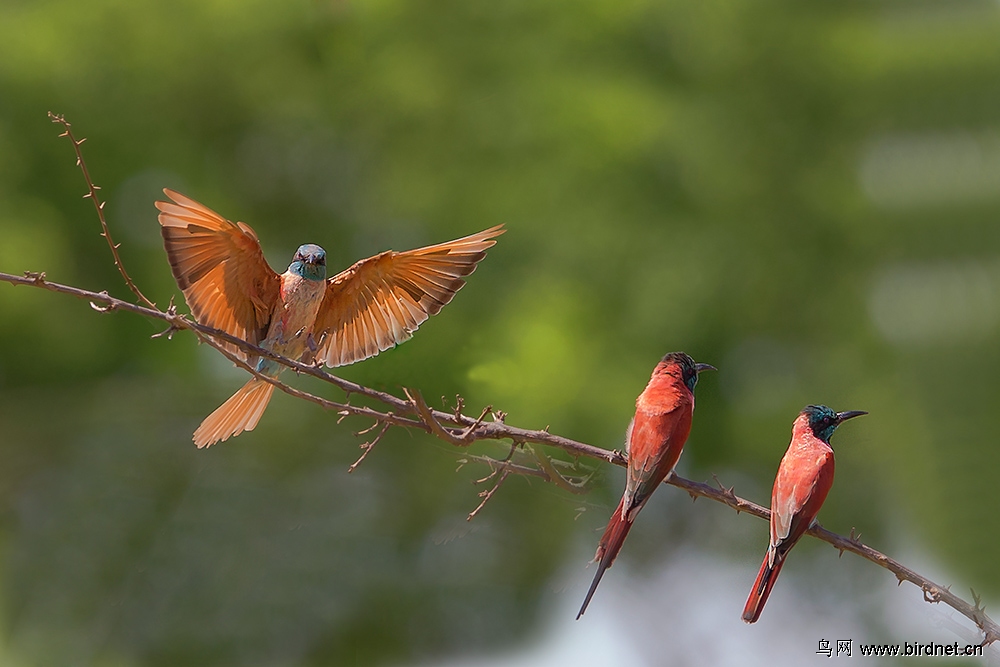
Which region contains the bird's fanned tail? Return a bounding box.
[193,378,275,448]
[742,550,786,623]
[577,496,634,619]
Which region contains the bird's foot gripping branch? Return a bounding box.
[0,114,995,647]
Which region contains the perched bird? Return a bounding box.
[742,405,867,623]
[156,189,504,447]
[577,352,715,619]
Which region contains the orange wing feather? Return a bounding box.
[315,225,505,367]
[156,189,281,359]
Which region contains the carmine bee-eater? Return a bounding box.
[156,189,504,447]
[576,352,715,619]
[742,405,867,623]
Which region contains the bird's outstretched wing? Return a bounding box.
[315,225,505,367]
[157,189,280,359]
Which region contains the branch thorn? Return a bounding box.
[348,421,390,473]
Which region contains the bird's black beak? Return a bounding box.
[695,363,717,373]
[835,410,867,423]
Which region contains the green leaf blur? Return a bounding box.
[1,0,999,664]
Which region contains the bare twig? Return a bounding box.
[48,112,157,310]
[463,453,552,483]
[404,387,487,446]
[349,421,391,473]
[467,469,510,521]
[4,273,997,646]
[528,446,592,495]
[3,115,996,644]
[467,442,517,521]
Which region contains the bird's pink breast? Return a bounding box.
[629,370,693,477]
[261,273,327,361]
[278,273,326,331]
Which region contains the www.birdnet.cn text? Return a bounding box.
[816,638,984,658]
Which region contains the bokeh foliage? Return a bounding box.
[1,0,1000,664]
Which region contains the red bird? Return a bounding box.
[742,405,866,623]
[577,352,715,619]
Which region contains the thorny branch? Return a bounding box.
[1,115,997,647]
[6,267,999,649]
[404,387,490,446]
[349,421,391,473]
[466,441,518,521]
[47,112,157,310]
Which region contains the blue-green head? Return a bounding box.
[289,244,327,281]
[802,404,867,443]
[659,351,717,392]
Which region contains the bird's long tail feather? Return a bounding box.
[577,496,634,619]
[193,378,275,448]
[742,550,785,623]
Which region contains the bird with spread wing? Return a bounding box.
[157,189,504,447]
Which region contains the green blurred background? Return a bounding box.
[1,0,999,665]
